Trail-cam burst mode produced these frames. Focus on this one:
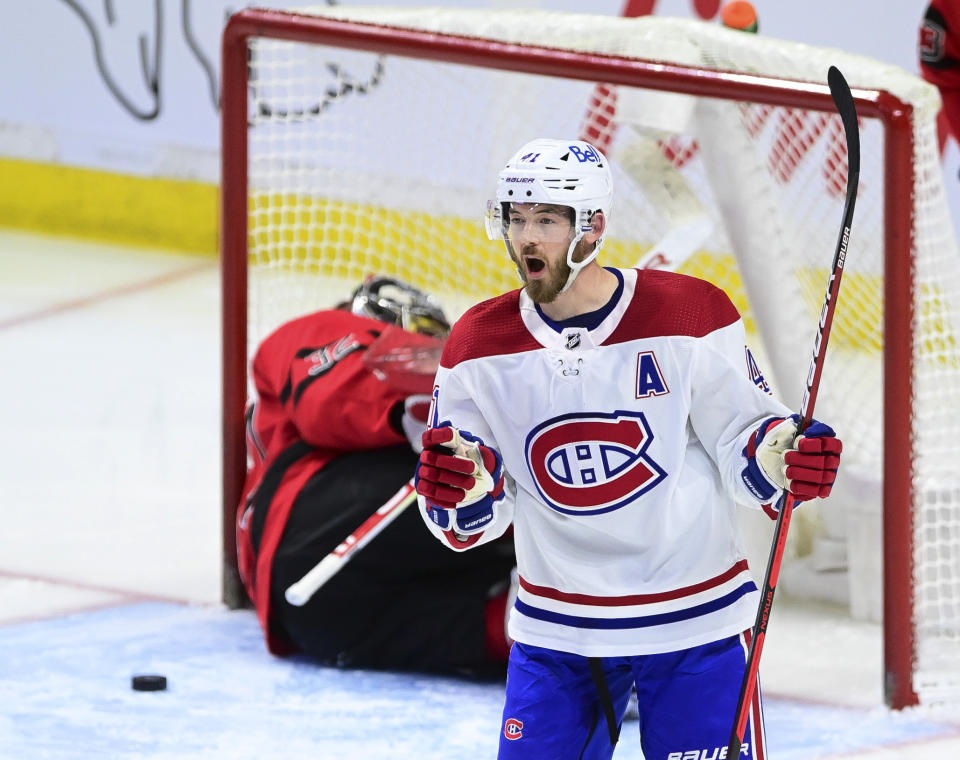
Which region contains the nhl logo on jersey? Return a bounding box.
[564,332,581,350]
[525,410,667,516]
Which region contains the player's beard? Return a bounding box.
[514,239,591,304]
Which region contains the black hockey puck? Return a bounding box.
[131,674,167,692]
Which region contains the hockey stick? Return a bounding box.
[727,65,860,758]
[582,91,713,272]
[636,215,713,271]
[284,478,418,606]
[580,53,714,276]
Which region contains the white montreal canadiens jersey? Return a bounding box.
[419,268,791,657]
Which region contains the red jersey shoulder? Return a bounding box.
[253,309,385,390]
[267,309,382,345]
[440,290,540,368]
[921,1,960,83]
[604,268,739,344]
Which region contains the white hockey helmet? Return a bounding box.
[485,138,613,293]
[350,275,450,337]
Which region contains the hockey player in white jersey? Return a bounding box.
[414,138,843,760]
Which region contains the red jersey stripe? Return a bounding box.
[519,559,751,607]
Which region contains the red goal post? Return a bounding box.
[220,7,959,710]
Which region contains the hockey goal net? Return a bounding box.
[220,6,960,709]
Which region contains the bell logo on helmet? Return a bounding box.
[569,144,601,163]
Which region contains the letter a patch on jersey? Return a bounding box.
[525,411,667,516]
[745,347,772,395]
[636,351,669,398]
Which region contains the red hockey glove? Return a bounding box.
[741,414,842,509]
[415,425,505,535]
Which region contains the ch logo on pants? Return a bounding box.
[503,718,524,740]
[525,411,667,516]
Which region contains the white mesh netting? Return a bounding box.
[238,7,960,705]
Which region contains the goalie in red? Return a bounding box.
[236,275,516,675]
[920,0,960,149]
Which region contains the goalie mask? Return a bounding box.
[485,138,613,294]
[350,275,450,337]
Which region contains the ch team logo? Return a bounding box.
[525,411,667,516]
[503,718,524,741]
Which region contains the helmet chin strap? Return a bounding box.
[558,232,599,295]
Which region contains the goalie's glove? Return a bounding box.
[415,425,505,535]
[740,414,843,508]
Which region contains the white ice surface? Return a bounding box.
[0,229,958,759]
[0,231,221,604]
[0,602,958,760]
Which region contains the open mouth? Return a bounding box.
[524,256,546,275]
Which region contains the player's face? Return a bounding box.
[506,203,581,303]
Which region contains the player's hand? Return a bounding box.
[415,425,505,535]
[740,414,842,506]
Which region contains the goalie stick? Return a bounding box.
[581,95,713,273]
[620,133,715,272]
[284,478,418,606]
[727,65,860,758]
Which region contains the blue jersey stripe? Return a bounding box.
[515,581,757,630]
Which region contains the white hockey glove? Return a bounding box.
[415,425,505,535]
[741,414,843,509]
